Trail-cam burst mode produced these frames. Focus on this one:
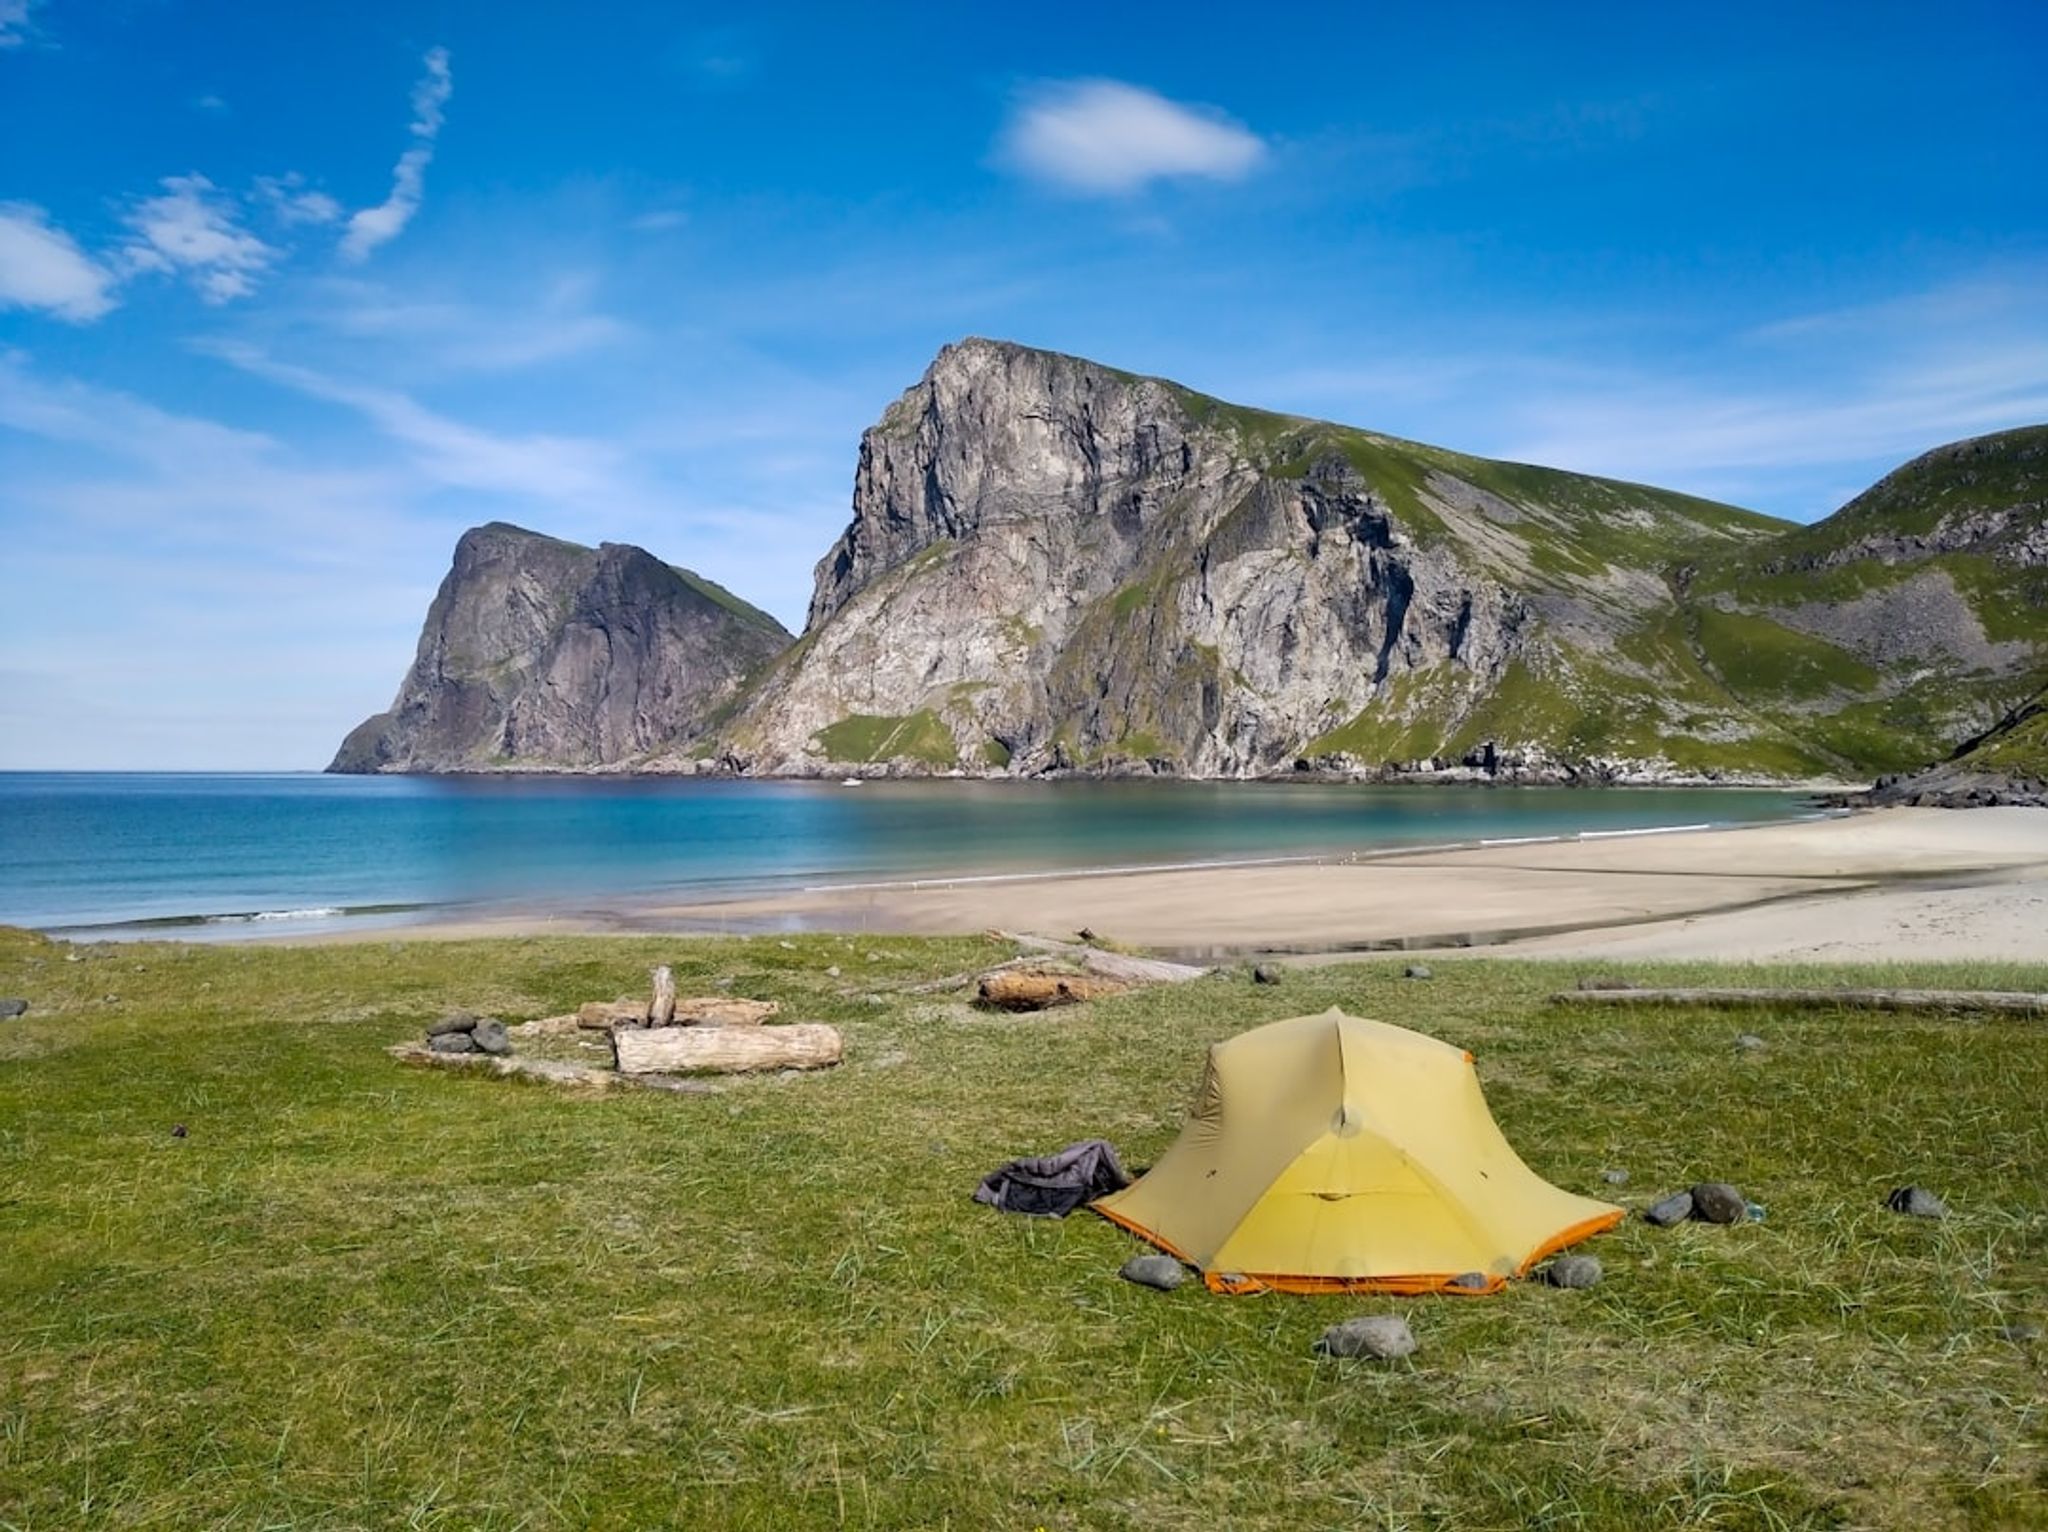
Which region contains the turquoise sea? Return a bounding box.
[0,773,1827,939]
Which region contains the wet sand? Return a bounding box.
[328,807,2048,964]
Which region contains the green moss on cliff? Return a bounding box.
[812,711,959,768]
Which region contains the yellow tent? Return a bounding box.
[1094,1008,1622,1295]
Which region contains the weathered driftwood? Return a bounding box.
[674,996,779,1028]
[976,969,1132,1011]
[651,965,677,1026]
[996,932,1209,985]
[388,1043,715,1093]
[1553,987,2048,1017]
[900,957,1035,995]
[613,1023,843,1075]
[579,998,651,1030]
[506,1012,581,1039]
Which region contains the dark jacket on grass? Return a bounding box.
[974,1138,1130,1218]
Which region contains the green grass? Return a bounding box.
[810,711,960,768]
[1691,609,1882,702]
[672,566,791,638]
[1,927,2043,1528]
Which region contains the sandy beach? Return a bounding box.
[336,806,2048,964]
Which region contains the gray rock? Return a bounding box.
[1403,964,1434,980]
[1735,1033,1767,1051]
[1251,963,1283,985]
[426,1011,478,1037]
[1314,1315,1417,1361]
[471,1019,511,1056]
[1447,1271,1491,1291]
[1119,1254,1186,1292]
[825,965,841,978]
[1885,1185,1948,1219]
[732,339,1542,780]
[1644,1191,1694,1227]
[330,523,792,773]
[1541,1255,1603,1289]
[0,998,26,1018]
[427,1032,478,1054]
[1690,1182,1748,1224]
[1600,1168,1629,1186]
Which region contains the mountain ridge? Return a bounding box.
[330,340,2047,785]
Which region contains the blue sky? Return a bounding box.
[2,1,2044,769]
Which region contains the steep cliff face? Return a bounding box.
[728,339,1800,778]
[330,523,790,772]
[329,343,2046,782]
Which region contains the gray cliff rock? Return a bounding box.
[331,523,790,772]
[728,339,1792,778]
[331,342,2046,784]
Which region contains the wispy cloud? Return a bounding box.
[0,0,38,48]
[1488,278,2048,503]
[201,339,624,501]
[0,203,119,320]
[341,46,453,262]
[254,172,342,226]
[301,272,634,372]
[119,174,278,302]
[997,79,1265,196]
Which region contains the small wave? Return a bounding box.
[206,907,346,925]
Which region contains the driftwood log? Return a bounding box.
[506,1013,581,1039]
[977,969,1132,1011]
[579,998,651,1029]
[1554,987,2048,1017]
[675,996,779,1027]
[613,1023,843,1075]
[996,932,1209,985]
[389,1043,714,1093]
[651,965,677,1026]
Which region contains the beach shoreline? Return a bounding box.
[198,805,2048,965]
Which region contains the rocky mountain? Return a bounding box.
[331,523,790,772]
[726,341,2045,780]
[1678,424,2048,773]
[331,342,2046,784]
[1852,684,2048,808]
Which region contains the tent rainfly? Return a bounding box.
[1094,1008,1622,1294]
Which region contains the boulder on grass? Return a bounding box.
[0,998,28,1019]
[472,1019,511,1056]
[1542,1255,1603,1289]
[428,1031,477,1054]
[1690,1182,1747,1225]
[1644,1191,1694,1227]
[1119,1254,1186,1292]
[1314,1316,1417,1361]
[426,1011,477,1037]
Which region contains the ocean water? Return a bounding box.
[0,773,1823,938]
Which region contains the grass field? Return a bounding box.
[0,926,2043,1529]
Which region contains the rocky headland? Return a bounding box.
[332,340,2046,791]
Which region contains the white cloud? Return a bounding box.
[341,46,453,262]
[0,0,38,47]
[288,274,633,372]
[255,172,342,226]
[0,204,119,320]
[119,174,277,303]
[998,79,1265,196]
[201,339,623,501]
